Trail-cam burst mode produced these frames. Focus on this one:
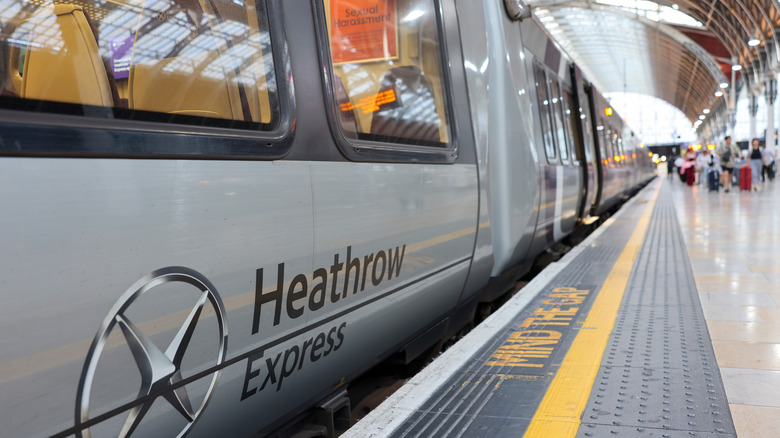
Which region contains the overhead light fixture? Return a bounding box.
[720,82,729,89]
[672,4,679,10]
[748,39,761,47]
[732,64,743,71]
[699,115,706,120]
[703,109,710,114]
[715,91,724,97]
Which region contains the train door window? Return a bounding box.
[318,0,453,152]
[1,0,281,131]
[562,86,581,164]
[533,63,557,162]
[611,128,620,166]
[602,122,614,168]
[581,90,594,162]
[549,77,569,163]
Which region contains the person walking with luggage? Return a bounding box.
[717,136,741,192]
[749,138,763,191]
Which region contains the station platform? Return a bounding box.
[344,175,780,438]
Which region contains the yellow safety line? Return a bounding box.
[523,180,662,437]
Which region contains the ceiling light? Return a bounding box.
[719,83,729,89]
[748,39,761,47]
[732,64,743,71]
[715,91,724,97]
[672,4,679,10]
[703,109,710,114]
[699,115,706,120]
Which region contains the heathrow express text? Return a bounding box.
[252,245,406,330]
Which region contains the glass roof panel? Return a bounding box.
[606,92,696,144]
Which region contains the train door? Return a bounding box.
[570,66,598,222]
[584,83,605,216]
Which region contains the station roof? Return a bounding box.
[526,0,780,129]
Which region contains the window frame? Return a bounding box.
[548,76,570,165]
[0,0,295,160]
[312,0,459,164]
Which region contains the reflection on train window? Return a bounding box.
[533,63,556,161]
[562,86,581,162]
[1,0,278,129]
[580,92,593,161]
[599,120,609,166]
[323,0,451,147]
[549,77,569,163]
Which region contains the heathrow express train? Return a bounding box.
[0,0,654,436]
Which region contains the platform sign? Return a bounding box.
[329,0,398,64]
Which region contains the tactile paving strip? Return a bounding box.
[577,185,736,437]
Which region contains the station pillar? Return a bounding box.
[768,77,777,152]
[750,94,759,142]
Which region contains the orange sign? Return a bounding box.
[329,0,398,64]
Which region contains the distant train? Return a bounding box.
[0,0,654,436]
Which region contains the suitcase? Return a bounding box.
[740,165,752,191]
[686,166,695,186]
[708,168,719,192]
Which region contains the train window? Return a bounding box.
[320,0,452,148]
[1,0,279,130]
[549,78,569,163]
[562,86,581,163]
[598,119,608,163]
[601,121,612,167]
[533,63,556,161]
[580,90,593,161]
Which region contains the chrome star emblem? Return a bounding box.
[76,267,228,438]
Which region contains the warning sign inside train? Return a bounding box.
[329,0,398,64]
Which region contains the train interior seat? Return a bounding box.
[333,75,361,136]
[129,50,241,120]
[14,4,114,107]
[129,0,272,122]
[369,65,440,143]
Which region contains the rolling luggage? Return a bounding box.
[708,168,719,192]
[740,165,752,191]
[686,166,695,186]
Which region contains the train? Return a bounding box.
[0,0,655,436]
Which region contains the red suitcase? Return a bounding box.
[740,166,752,191]
[686,166,695,186]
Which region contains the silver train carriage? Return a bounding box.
[0,0,654,436]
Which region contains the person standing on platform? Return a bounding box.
[749,138,763,191]
[696,149,712,185]
[716,136,740,192]
[763,146,775,182]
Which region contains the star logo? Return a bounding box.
[75,267,228,437]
